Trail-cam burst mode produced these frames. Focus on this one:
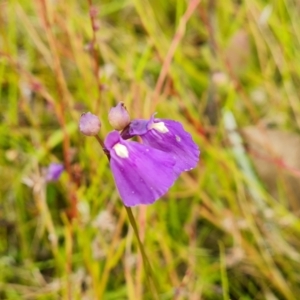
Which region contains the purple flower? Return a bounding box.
[46,163,64,182]
[121,115,200,175]
[104,131,177,207]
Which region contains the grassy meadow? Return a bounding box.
[1,0,300,299]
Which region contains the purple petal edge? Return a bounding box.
[126,118,200,175]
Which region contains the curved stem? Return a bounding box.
[125,206,159,300]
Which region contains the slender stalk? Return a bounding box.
[95,135,105,148]
[125,206,159,300]
[152,0,201,109]
[37,0,77,218]
[86,0,102,113]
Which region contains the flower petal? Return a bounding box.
[104,131,177,207]
[145,119,200,174]
[122,117,200,175]
[121,118,148,139]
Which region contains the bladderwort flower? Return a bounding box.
[79,106,200,207]
[121,114,200,175]
[46,163,64,182]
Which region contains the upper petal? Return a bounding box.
[121,119,148,139]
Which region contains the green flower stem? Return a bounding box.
[125,206,159,299]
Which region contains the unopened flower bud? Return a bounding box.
[79,112,101,136]
[108,103,130,130]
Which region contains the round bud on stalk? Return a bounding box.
[79,112,101,136]
[108,102,130,131]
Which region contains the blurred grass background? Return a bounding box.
[1,0,300,299]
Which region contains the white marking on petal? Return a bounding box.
[113,143,129,158]
[175,135,181,142]
[149,122,169,133]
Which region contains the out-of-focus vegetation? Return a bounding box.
[1,0,300,299]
